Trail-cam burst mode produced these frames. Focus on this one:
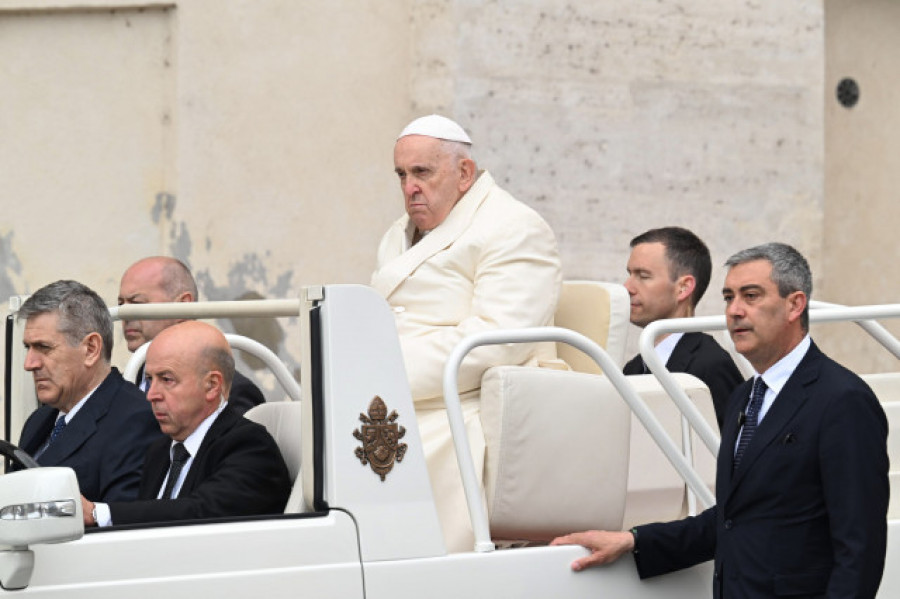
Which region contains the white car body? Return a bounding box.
[0,285,895,597]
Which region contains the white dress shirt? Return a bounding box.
[734,334,811,453]
[94,400,226,527]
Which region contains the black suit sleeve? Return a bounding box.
[633,506,717,579]
[108,419,291,525]
[820,383,888,597]
[97,405,164,503]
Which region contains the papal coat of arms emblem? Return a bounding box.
[353,396,408,481]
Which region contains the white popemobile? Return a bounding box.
[0,284,896,597]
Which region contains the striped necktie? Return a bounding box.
[734,376,767,469]
[35,416,67,459]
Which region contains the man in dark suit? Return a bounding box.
[82,320,291,527]
[553,242,889,598]
[118,256,265,414]
[622,227,744,428]
[18,280,163,502]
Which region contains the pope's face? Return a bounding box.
[394,135,468,232]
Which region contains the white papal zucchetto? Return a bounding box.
[397,114,472,144]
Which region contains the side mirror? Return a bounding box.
[0,467,83,547]
[0,468,83,591]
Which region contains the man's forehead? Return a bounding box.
[121,261,167,290]
[395,136,445,161]
[724,260,773,287]
[145,348,190,374]
[24,311,61,334]
[628,242,669,269]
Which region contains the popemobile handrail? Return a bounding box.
[809,300,900,359]
[443,326,718,553]
[112,300,303,402]
[110,299,301,320]
[639,301,900,460]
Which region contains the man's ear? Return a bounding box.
[676,275,696,304]
[204,371,225,402]
[82,332,104,367]
[175,291,194,303]
[786,290,808,323]
[457,157,477,192]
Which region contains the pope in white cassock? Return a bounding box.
[371,115,563,552]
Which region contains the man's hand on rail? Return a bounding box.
[550,530,635,571]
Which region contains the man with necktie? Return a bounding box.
[18,280,162,502]
[553,242,889,598]
[82,320,291,527]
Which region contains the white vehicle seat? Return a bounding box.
[554,280,630,372]
[244,401,307,513]
[480,368,716,541]
[480,366,631,541]
[621,373,717,529]
[860,373,900,519]
[478,280,633,541]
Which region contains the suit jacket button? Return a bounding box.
[724,519,733,530]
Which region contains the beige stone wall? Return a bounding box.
[819,0,900,373]
[8,1,893,392]
[409,0,825,357]
[0,0,412,390]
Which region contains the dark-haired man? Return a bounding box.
[554,242,889,598]
[623,227,743,428]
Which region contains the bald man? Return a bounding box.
[371,115,562,551]
[83,321,291,527]
[118,256,265,415]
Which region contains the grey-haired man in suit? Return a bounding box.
[554,243,889,598]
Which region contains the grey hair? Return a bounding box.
[725,242,812,331]
[19,280,114,361]
[201,345,235,396]
[439,139,474,164]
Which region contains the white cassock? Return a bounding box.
[371,170,562,552]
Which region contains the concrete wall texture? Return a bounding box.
[0,0,895,393]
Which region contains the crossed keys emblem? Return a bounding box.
[353,396,408,481]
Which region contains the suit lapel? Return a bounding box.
[665,333,700,372]
[724,343,822,502]
[716,378,751,494]
[179,407,239,494]
[20,408,57,455]
[37,371,117,465]
[370,171,493,299]
[140,440,173,499]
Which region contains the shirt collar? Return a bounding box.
[755,334,811,396]
[654,332,684,367]
[174,401,226,458]
[61,381,102,424]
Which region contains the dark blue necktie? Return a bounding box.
[48,416,67,443]
[35,416,67,459]
[734,377,767,469]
